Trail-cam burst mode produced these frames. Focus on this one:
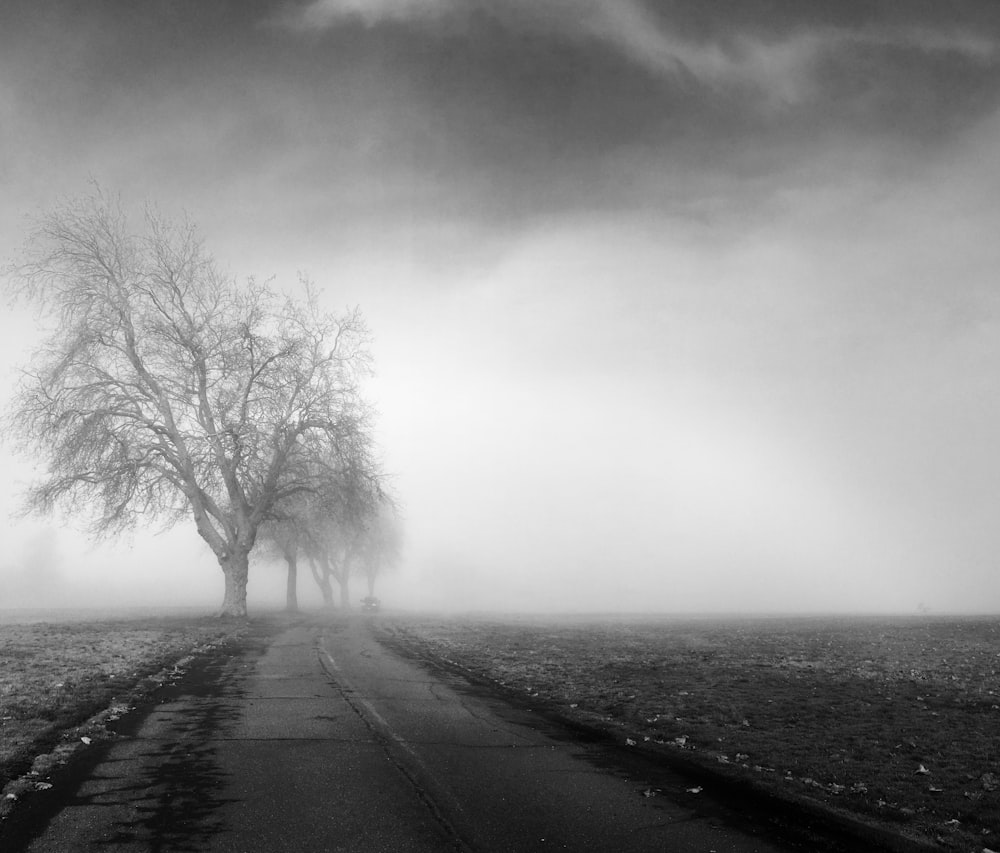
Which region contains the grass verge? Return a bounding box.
[0,613,249,815]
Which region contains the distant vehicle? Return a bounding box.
[361,596,381,613]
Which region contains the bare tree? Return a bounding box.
[3,190,375,616]
[302,455,383,609]
[308,535,352,609]
[257,448,380,612]
[356,499,403,600]
[254,514,305,613]
[299,488,399,609]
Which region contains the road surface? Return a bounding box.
[2,615,830,852]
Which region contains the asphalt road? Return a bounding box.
[2,616,810,852]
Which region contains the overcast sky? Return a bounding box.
[2,0,1000,614]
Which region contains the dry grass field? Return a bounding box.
[0,613,247,804]
[379,613,1000,852]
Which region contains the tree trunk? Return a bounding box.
[366,570,376,598]
[318,575,334,607]
[338,573,350,610]
[309,556,335,607]
[285,553,298,613]
[219,549,250,617]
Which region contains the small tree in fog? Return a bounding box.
[255,513,306,613]
[307,524,354,608]
[301,458,384,609]
[3,190,376,617]
[355,499,403,600]
[258,447,381,612]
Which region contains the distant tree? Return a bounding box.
[258,447,381,612]
[254,511,305,613]
[279,529,303,614]
[3,190,376,617]
[301,455,383,609]
[356,499,403,600]
[307,531,353,608]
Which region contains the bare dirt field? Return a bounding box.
[378,613,1000,853]
[0,611,248,812]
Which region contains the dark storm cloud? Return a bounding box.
[272,1,1000,124]
[6,0,997,235]
[265,0,1000,224]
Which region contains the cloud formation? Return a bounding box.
[275,0,456,28]
[275,0,999,105]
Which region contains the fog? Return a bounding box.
[3,1,1000,615]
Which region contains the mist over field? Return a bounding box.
[3,1,1000,615]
